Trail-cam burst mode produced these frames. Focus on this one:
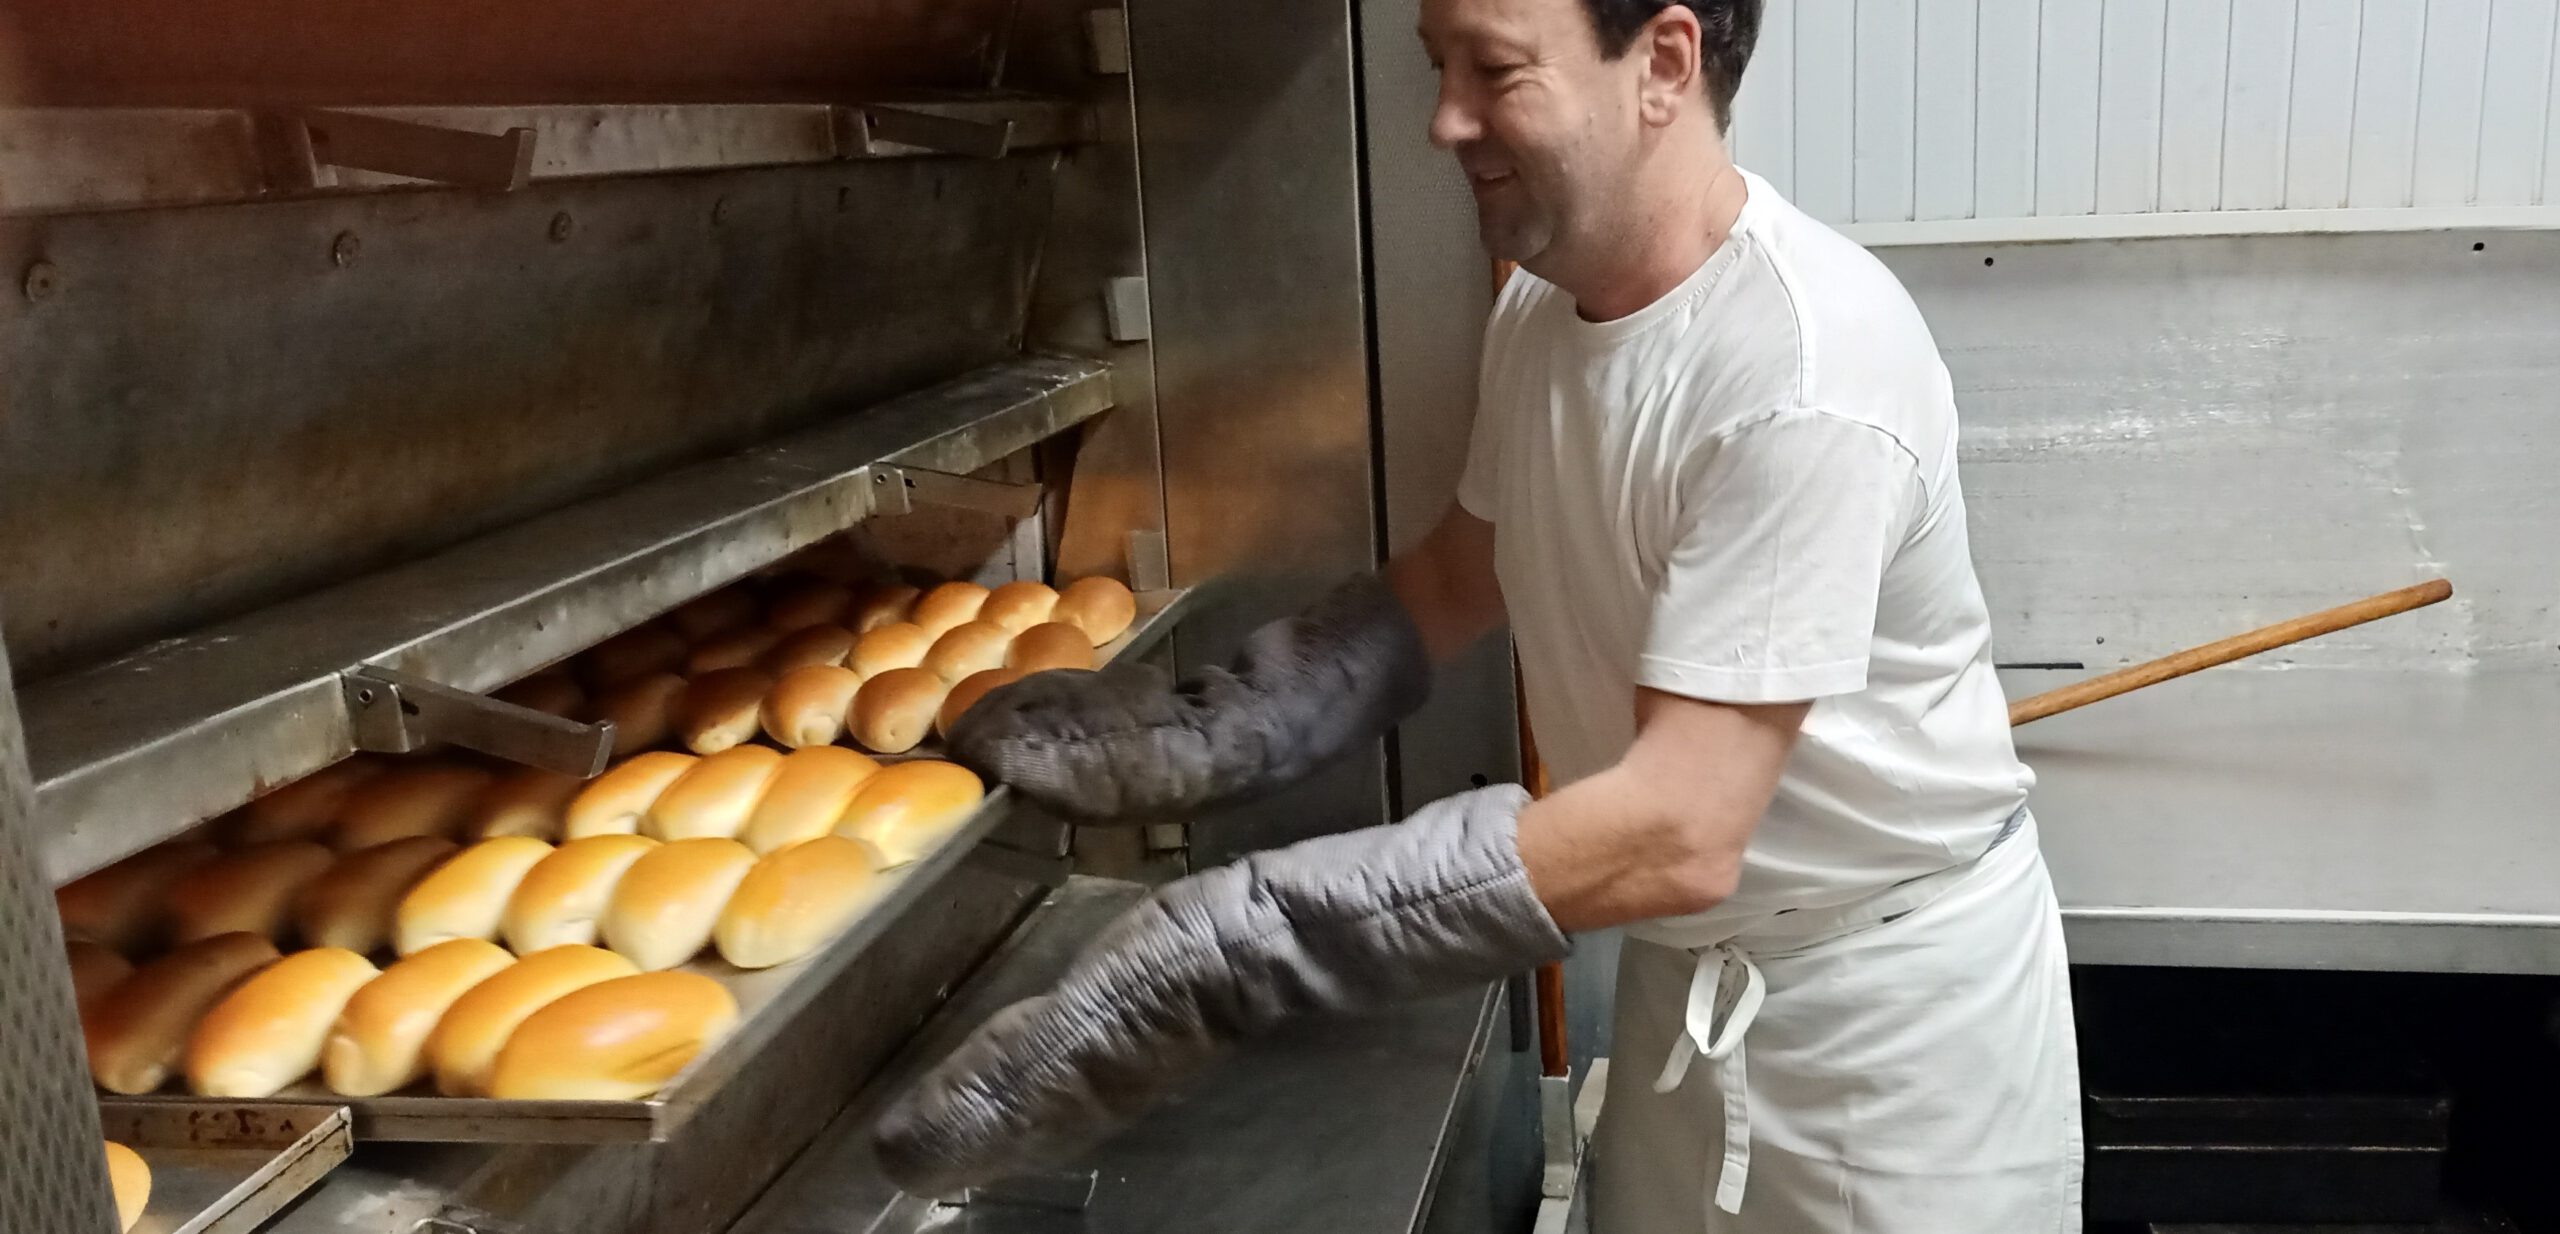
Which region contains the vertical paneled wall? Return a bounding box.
[1729,0,2560,229]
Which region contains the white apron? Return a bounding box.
[1589,810,2083,1234]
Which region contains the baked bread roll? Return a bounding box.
[714,836,884,969]
[393,836,556,956]
[765,579,854,632]
[563,751,698,839]
[1055,576,1138,645]
[758,664,865,749]
[668,587,758,644]
[487,971,741,1100]
[589,671,688,758]
[104,1140,148,1232]
[168,842,336,945]
[645,745,786,841]
[1007,621,1099,673]
[427,944,638,1097]
[684,624,784,676]
[850,583,923,633]
[502,834,659,953]
[761,623,856,675]
[924,620,1013,683]
[230,756,387,845]
[469,767,585,841]
[334,762,497,851]
[602,838,759,970]
[937,668,1026,738]
[912,581,991,638]
[494,670,585,720]
[68,939,133,1013]
[978,580,1060,632]
[848,668,947,755]
[84,933,280,1094]
[295,836,459,955]
[56,840,217,952]
[836,761,987,866]
[850,621,934,677]
[740,747,882,854]
[323,937,515,1097]
[677,667,774,755]
[186,947,379,1098]
[579,624,688,690]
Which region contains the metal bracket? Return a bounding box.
[1103,274,1152,342]
[342,666,614,777]
[964,839,1076,888]
[851,105,1015,159]
[1126,529,1172,594]
[1083,9,1133,75]
[1141,821,1188,855]
[300,110,537,191]
[939,1169,1099,1212]
[869,465,1044,519]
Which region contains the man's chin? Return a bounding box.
[1475,210,1551,265]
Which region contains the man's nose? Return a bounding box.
[1428,78,1479,151]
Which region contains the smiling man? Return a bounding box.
[875,1,2081,1230]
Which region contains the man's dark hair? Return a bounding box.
[1577,0,1761,130]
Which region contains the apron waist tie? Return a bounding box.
[1649,943,1765,1214]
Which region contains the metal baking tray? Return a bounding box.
[92,1102,353,1234]
[107,587,1194,1144]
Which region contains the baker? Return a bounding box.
[876,0,2082,1228]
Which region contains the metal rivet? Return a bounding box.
[357,688,377,705]
[549,212,575,243]
[711,198,732,224]
[21,261,58,302]
[331,231,362,268]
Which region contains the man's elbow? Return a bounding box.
[1653,816,1746,917]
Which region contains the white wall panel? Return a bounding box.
[2346,0,2426,207]
[2475,0,2557,205]
[1732,0,1797,197]
[1856,0,1921,219]
[2285,3,2361,209]
[2159,0,2234,212]
[2036,0,2106,213]
[1977,0,2045,215]
[2097,0,2169,214]
[2221,0,2299,209]
[1914,0,1981,218]
[2413,0,2493,203]
[1795,0,1860,221]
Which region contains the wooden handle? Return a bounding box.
[2007,578,2453,727]
[1511,650,1570,1078]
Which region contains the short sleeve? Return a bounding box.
[1638,408,1923,705]
[1454,399,1503,521]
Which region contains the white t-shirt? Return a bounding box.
[1456,170,2033,940]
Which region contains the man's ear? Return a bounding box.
[1635,5,1704,127]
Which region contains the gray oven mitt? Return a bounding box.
[872,783,1568,1196]
[945,573,1431,822]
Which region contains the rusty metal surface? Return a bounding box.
[90,1104,353,1234]
[0,154,1052,683]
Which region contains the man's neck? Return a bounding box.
[1559,134,1746,324]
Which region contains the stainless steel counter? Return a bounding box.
[2009,666,2560,974]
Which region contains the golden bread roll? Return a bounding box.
[502,834,659,953]
[645,745,786,841]
[322,937,515,1097]
[469,767,585,841]
[848,668,947,755]
[715,836,885,969]
[850,621,934,677]
[562,751,698,839]
[579,624,688,690]
[589,671,688,758]
[167,842,336,945]
[849,583,923,633]
[684,624,784,676]
[979,580,1061,633]
[68,939,133,1013]
[294,836,460,955]
[105,1140,149,1232]
[426,944,637,1097]
[393,836,555,956]
[84,933,281,1095]
[56,840,217,952]
[924,620,1014,683]
[937,668,1026,737]
[677,667,774,756]
[494,670,586,719]
[765,579,855,632]
[668,587,759,644]
[836,761,988,866]
[230,756,387,845]
[911,581,991,638]
[602,838,759,970]
[1055,576,1138,645]
[1008,621,1100,673]
[487,972,741,1100]
[334,762,497,851]
[758,664,865,750]
[761,623,856,675]
[185,947,379,1098]
[740,747,881,854]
